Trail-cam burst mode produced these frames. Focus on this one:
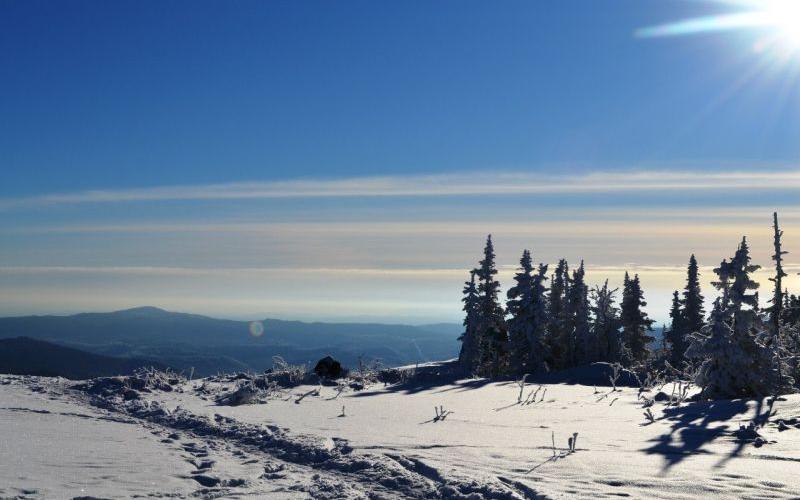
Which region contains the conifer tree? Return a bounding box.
[682,254,705,338]
[620,272,654,366]
[665,290,688,368]
[475,235,508,376]
[506,250,535,373]
[569,261,593,365]
[687,237,792,398]
[529,263,551,372]
[458,269,481,372]
[768,212,787,336]
[765,213,794,394]
[548,259,570,369]
[591,280,622,362]
[506,251,550,374]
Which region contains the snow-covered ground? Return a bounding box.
[2,368,799,499]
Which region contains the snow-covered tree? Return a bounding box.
[687,237,792,398]
[764,213,796,394]
[682,254,705,340]
[475,235,508,376]
[569,261,593,366]
[548,259,570,369]
[506,251,549,374]
[458,269,481,372]
[529,263,551,372]
[591,279,622,363]
[620,272,654,366]
[768,212,788,336]
[507,250,535,374]
[665,290,688,369]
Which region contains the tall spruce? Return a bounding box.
[569,261,593,366]
[665,290,688,368]
[682,254,705,339]
[529,263,551,372]
[769,212,787,336]
[506,251,550,374]
[458,269,481,372]
[475,235,508,376]
[506,250,536,374]
[620,272,654,366]
[766,213,794,395]
[548,259,570,369]
[687,237,791,398]
[591,280,622,362]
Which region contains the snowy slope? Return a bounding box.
[2,370,799,499]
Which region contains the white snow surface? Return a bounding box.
[2,369,800,499]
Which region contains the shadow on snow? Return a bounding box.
[643,397,775,471]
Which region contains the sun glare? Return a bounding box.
[765,1,800,48]
[637,0,800,54]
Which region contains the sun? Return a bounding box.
[765,1,800,49]
[636,0,800,54]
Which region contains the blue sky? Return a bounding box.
[2,0,800,322]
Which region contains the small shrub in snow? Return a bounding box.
[432,405,453,422]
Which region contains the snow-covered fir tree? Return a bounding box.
[768,212,788,336]
[682,254,705,341]
[687,237,792,398]
[591,279,623,363]
[569,261,593,366]
[548,259,571,369]
[475,235,508,376]
[506,250,535,373]
[506,251,550,374]
[529,263,551,372]
[665,290,688,369]
[458,269,481,373]
[620,272,654,366]
[764,213,795,394]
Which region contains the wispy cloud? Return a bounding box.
[4,169,800,209]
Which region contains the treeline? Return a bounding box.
[458,212,800,400]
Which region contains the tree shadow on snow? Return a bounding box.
[353,373,496,398]
[643,397,773,471]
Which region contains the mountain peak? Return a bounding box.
[113,306,170,316]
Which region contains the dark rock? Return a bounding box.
[122,389,140,400]
[313,356,344,379]
[735,423,761,441]
[653,391,670,402]
[349,381,365,391]
[192,474,221,487]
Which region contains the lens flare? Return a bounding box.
[249,321,264,337]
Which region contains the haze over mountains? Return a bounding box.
[0,307,461,376]
[0,337,167,379]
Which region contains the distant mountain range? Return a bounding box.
[0,307,462,376]
[0,337,167,379]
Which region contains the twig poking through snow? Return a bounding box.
[516,374,529,403]
[528,430,581,473]
[432,405,453,422]
[609,362,622,392]
[294,386,320,404]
